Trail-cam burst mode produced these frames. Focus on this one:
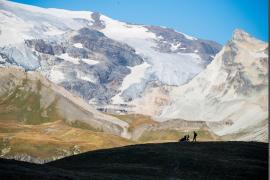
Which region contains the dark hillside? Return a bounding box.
[0,142,268,180]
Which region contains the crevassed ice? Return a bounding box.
[111,62,151,104]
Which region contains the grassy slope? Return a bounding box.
[0,142,267,180]
[0,79,60,125]
[0,77,132,161]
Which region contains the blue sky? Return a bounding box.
[9,0,268,44]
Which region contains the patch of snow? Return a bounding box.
[76,71,96,83]
[49,68,65,83]
[181,32,197,40]
[56,54,99,66]
[57,53,80,64]
[81,58,99,65]
[157,35,163,40]
[170,42,181,51]
[111,94,124,104]
[73,43,83,48]
[43,26,65,36]
[101,15,156,40]
[194,49,199,53]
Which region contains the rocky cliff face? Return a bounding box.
[145,26,221,64]
[22,27,143,104]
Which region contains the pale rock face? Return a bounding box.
[130,86,171,117]
[159,29,268,141]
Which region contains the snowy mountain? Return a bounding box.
[0,0,221,106]
[160,29,268,141]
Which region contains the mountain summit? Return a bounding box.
[232,29,264,44]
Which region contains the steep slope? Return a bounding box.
[0,0,221,106]
[160,30,268,141]
[0,67,133,162]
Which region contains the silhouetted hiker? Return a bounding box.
[186,135,190,142]
[179,135,187,142]
[192,131,197,142]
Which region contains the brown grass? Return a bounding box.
[0,120,133,160]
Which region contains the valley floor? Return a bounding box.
[0,142,268,180]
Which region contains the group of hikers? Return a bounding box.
[179,131,197,142]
